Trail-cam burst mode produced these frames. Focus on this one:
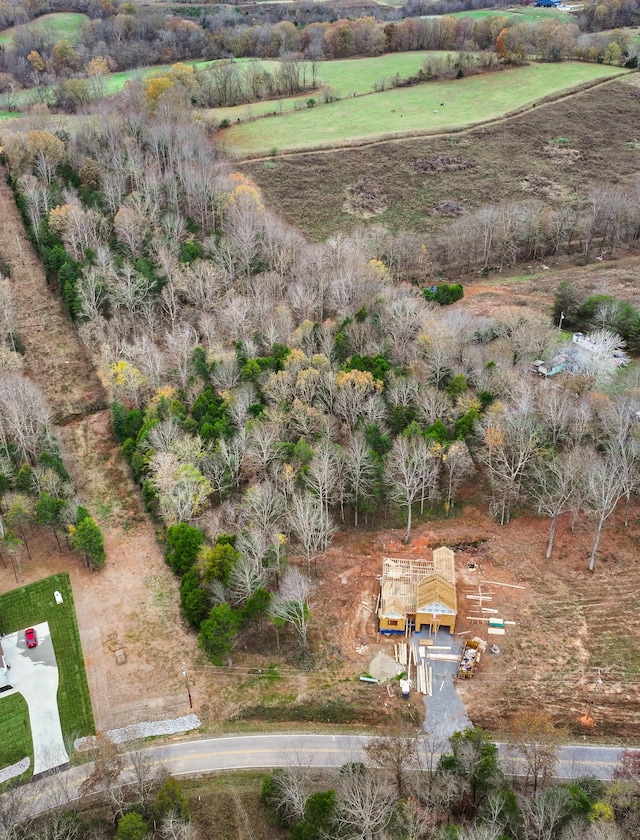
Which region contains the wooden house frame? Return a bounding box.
[378,547,457,635]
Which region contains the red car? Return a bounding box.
[25,628,37,649]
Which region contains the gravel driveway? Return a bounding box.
[412,629,471,742]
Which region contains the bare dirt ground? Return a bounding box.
[313,494,640,741]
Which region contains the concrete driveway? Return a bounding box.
[1,622,69,776]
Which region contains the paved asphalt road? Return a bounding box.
[144,734,625,781]
[19,733,627,818]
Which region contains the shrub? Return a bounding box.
[165,523,205,576]
[180,570,210,630]
[198,603,240,665]
[153,777,190,821]
[424,283,464,305]
[116,813,148,840]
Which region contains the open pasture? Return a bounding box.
[441,5,576,23]
[221,62,627,157]
[207,52,444,123]
[0,12,88,46]
[244,76,640,240]
[0,52,453,119]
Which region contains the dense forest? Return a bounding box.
[2,85,640,663]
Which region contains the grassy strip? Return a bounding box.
[0,693,33,769]
[0,12,88,46]
[1,52,447,117]
[220,62,628,157]
[0,573,94,742]
[441,6,576,23]
[207,52,450,124]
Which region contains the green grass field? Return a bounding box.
[0,12,88,46]
[0,694,33,774]
[0,52,446,117]
[435,5,576,23]
[220,62,627,157]
[0,573,94,749]
[207,52,447,123]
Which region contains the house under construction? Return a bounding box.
[378,547,457,635]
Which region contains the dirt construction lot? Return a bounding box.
[312,499,640,741]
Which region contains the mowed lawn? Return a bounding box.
[0,573,94,749]
[0,12,88,46]
[220,62,628,156]
[0,694,33,777]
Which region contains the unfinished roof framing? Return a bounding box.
[378,547,457,634]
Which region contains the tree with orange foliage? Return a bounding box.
[495,27,509,60]
[144,76,173,109]
[26,50,45,72]
[506,711,561,795]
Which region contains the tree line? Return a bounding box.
[0,0,637,106]
[263,727,640,840]
[0,252,105,575]
[6,725,638,839]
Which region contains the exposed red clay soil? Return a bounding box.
[313,496,640,741]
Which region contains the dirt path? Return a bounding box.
[236,74,629,163]
[0,175,104,424]
[0,171,196,732]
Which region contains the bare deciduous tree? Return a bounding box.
[304,438,341,519]
[333,762,395,840]
[506,711,560,796]
[443,440,474,513]
[150,454,212,524]
[582,452,625,571]
[287,491,335,575]
[365,735,420,799]
[264,767,311,827]
[269,566,312,654]
[0,374,53,463]
[385,431,437,541]
[478,410,542,525]
[79,733,125,799]
[521,786,574,840]
[527,450,582,559]
[345,433,380,527]
[159,813,197,840]
[165,324,198,389]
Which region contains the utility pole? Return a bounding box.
[182,662,193,710]
[584,669,603,723]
